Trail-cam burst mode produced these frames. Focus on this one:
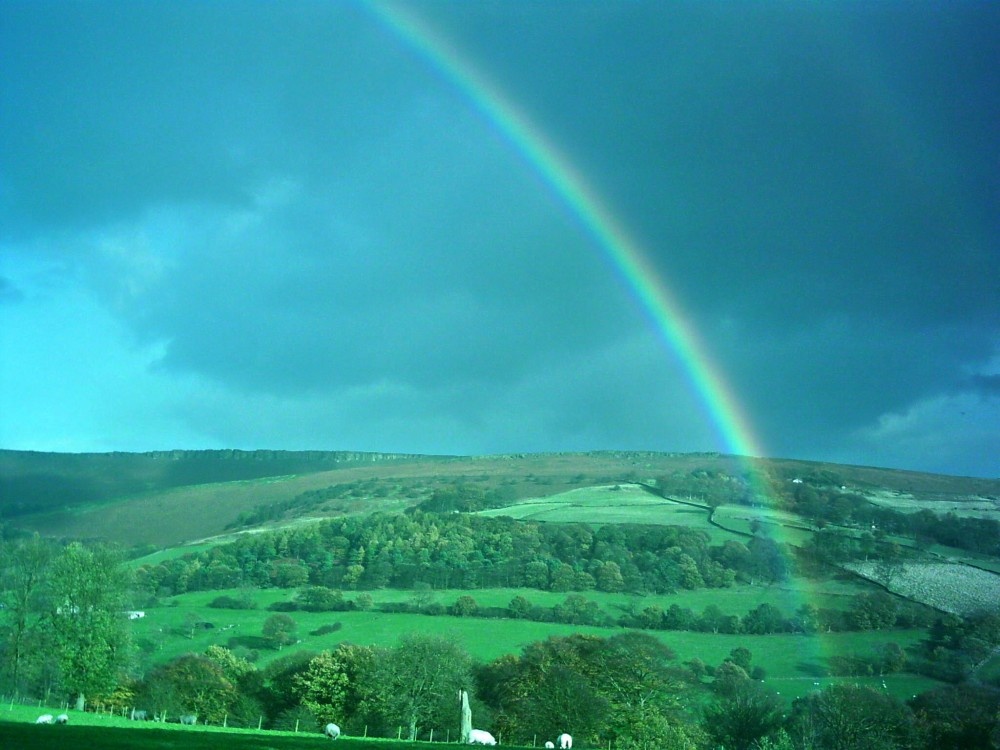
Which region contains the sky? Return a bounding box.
[1,1,997,478]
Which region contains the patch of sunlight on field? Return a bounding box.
[924,544,1000,574]
[478,484,743,540]
[711,505,815,546]
[864,490,1000,521]
[846,560,1000,615]
[128,542,223,568]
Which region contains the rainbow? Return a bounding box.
[364,1,767,469]
[364,1,833,686]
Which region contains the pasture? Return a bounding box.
[479,484,730,536]
[845,560,1000,616]
[0,704,475,749]
[478,484,822,549]
[863,489,1000,521]
[134,588,941,705]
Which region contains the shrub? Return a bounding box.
[209,594,257,610]
[309,622,343,636]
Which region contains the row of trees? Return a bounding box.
[259,584,931,636]
[622,592,931,635]
[85,634,1000,750]
[134,511,789,598]
[788,483,1000,556]
[0,538,132,708]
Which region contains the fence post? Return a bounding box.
[258,716,263,730]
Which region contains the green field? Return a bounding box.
[711,506,816,547]
[133,586,940,707]
[478,484,824,549]
[0,704,491,749]
[479,484,736,539]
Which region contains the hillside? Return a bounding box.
[1,449,997,549]
[3,450,999,745]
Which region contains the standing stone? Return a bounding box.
[459,690,472,743]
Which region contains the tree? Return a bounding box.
[262,614,297,650]
[451,595,479,617]
[260,650,319,721]
[614,703,704,750]
[727,647,753,672]
[743,604,786,635]
[477,636,608,745]
[788,684,916,750]
[296,586,344,612]
[46,542,133,710]
[877,642,906,674]
[550,563,576,592]
[508,595,532,619]
[140,653,236,724]
[354,592,374,611]
[850,592,897,631]
[747,536,787,583]
[291,649,350,725]
[592,633,681,716]
[712,660,751,698]
[369,634,473,741]
[703,682,784,750]
[0,535,53,692]
[910,683,1000,750]
[596,561,625,592]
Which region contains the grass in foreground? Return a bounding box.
[0,706,528,749]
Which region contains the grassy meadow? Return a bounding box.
[134,584,941,706]
[0,703,480,749]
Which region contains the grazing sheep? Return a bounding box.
[35,714,54,724]
[545,742,555,748]
[324,722,341,739]
[55,714,69,724]
[468,728,497,745]
[559,733,573,749]
[180,714,198,725]
[131,709,147,721]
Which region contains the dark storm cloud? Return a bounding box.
[0,1,422,234]
[416,0,1000,457]
[971,375,1000,397]
[1,0,997,475]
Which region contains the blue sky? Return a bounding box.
[1,1,997,477]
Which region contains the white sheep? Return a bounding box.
[35,714,54,724]
[324,722,341,739]
[468,728,497,745]
[55,714,69,724]
[559,733,573,749]
[180,714,198,725]
[545,742,555,748]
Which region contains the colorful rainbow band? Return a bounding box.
[365,1,766,475]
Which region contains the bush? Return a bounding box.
[309,622,343,636]
[209,594,257,610]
